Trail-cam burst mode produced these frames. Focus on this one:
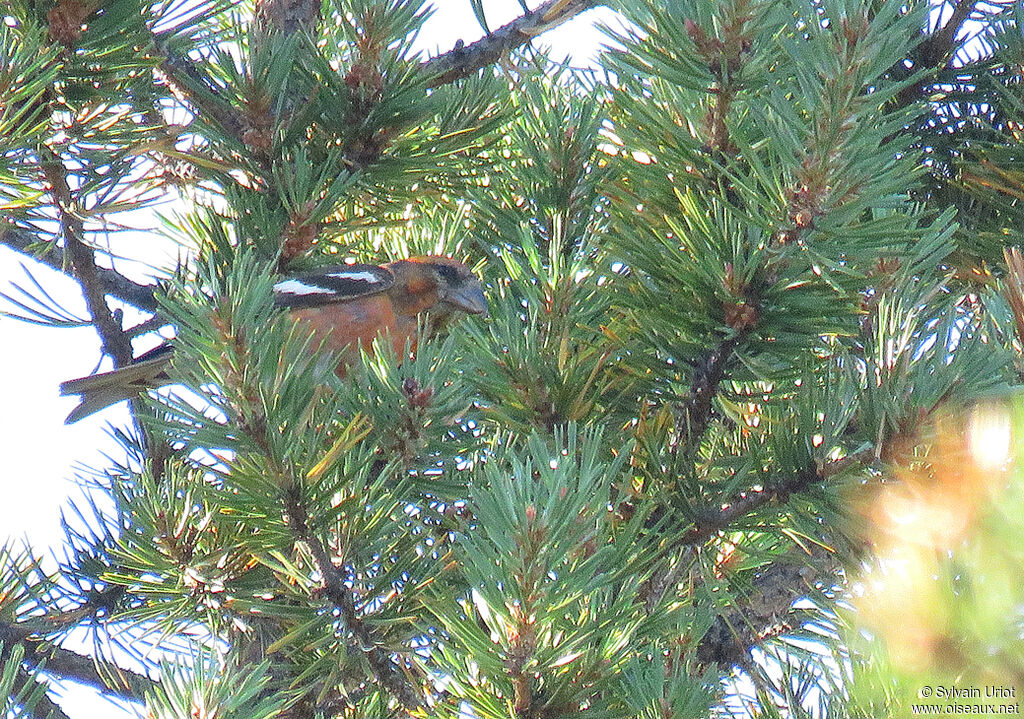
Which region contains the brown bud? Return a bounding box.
[344,61,383,96]
[241,126,272,152]
[724,301,758,331]
[282,221,319,260]
[870,257,901,276]
[410,387,434,409]
[47,0,93,46]
[582,539,596,558]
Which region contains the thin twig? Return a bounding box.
[29,641,154,703]
[422,0,603,88]
[680,449,874,548]
[283,490,423,712]
[894,0,978,107]
[40,152,135,367]
[670,334,743,456]
[125,314,169,339]
[919,0,977,67]
[1,223,159,314]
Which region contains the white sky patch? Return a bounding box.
[272,279,331,295]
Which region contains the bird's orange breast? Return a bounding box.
[289,295,401,376]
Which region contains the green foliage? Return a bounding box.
[0,19,58,234]
[461,65,633,434]
[0,545,56,638]
[146,655,288,719]
[0,546,74,717]
[0,22,55,160]
[427,428,711,719]
[0,643,52,719]
[2,0,1023,717]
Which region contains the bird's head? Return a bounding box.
[387,256,488,318]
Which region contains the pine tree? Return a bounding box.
[2,1,1022,718]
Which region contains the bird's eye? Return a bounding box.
[435,265,460,283]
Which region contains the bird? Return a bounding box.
[59,256,487,423]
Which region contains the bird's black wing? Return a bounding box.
[273,264,395,309]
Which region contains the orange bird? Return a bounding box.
[60,256,487,423]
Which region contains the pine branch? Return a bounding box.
[40,152,135,367]
[683,6,753,156]
[422,0,603,88]
[154,40,245,141]
[209,314,422,710]
[28,641,153,704]
[1,621,147,714]
[670,334,743,456]
[0,598,154,705]
[154,0,316,156]
[282,489,423,712]
[642,449,867,633]
[0,222,159,314]
[893,0,979,107]
[255,0,321,34]
[919,0,977,67]
[695,552,838,670]
[680,449,874,548]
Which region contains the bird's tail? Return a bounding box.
[60,350,173,424]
